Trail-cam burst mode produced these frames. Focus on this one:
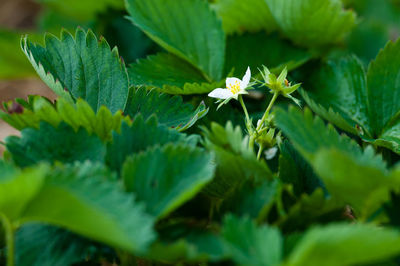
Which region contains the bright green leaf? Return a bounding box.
[19,162,156,253]
[0,96,128,142]
[125,0,225,81]
[211,0,277,34]
[265,0,356,47]
[286,223,400,266]
[122,144,215,219]
[222,215,282,266]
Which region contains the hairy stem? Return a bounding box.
[0,214,14,266]
[257,144,263,160]
[256,92,279,132]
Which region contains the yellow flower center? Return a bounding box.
[228,80,241,94]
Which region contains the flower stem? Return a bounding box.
[257,144,263,160]
[238,95,250,124]
[256,92,279,132]
[0,213,14,266]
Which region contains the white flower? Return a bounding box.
[208,67,251,101]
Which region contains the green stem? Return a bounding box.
[0,214,14,266]
[257,145,263,160]
[238,95,250,124]
[256,92,279,132]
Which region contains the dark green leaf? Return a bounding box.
[22,28,129,113]
[5,122,105,167]
[122,144,215,218]
[201,122,273,198]
[106,115,194,172]
[124,87,208,130]
[225,32,311,76]
[15,224,95,266]
[125,0,225,81]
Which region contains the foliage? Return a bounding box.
[1,0,400,265]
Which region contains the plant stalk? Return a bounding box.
[0,214,14,266]
[256,92,279,132]
[238,95,250,124]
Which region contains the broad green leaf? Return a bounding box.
[367,39,400,134]
[299,56,371,136]
[19,162,156,253]
[125,0,225,81]
[274,107,362,161]
[122,144,215,218]
[0,163,48,221]
[15,225,95,266]
[124,87,208,130]
[224,32,312,76]
[222,215,282,266]
[36,0,124,21]
[286,223,400,266]
[201,122,273,198]
[265,0,356,47]
[106,115,194,172]
[277,189,343,233]
[128,53,221,94]
[301,41,400,153]
[313,148,393,218]
[0,29,37,79]
[5,122,106,167]
[221,179,279,221]
[22,28,129,113]
[211,0,277,34]
[278,140,323,196]
[0,96,128,141]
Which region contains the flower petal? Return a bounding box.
[208,88,234,100]
[226,77,241,89]
[241,67,251,89]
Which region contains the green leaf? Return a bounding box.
[36,0,124,21]
[22,28,129,113]
[201,122,273,198]
[15,225,95,266]
[18,162,156,253]
[125,0,225,81]
[274,107,362,161]
[122,144,215,218]
[211,0,277,34]
[128,53,222,94]
[0,96,128,141]
[221,179,280,220]
[124,87,208,130]
[224,32,311,76]
[0,163,48,221]
[312,148,393,218]
[106,115,194,172]
[5,122,106,167]
[367,39,400,134]
[300,41,400,153]
[222,215,282,266]
[278,140,323,196]
[299,55,371,136]
[286,223,400,266]
[265,0,356,47]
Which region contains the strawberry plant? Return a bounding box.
[1,0,400,265]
